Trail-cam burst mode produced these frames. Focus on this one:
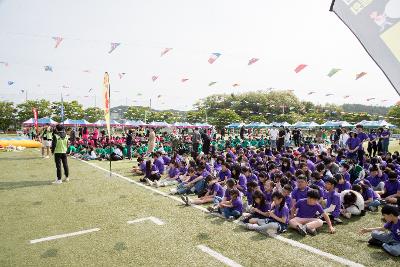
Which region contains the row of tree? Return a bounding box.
[0,90,399,131]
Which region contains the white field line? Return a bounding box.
[197,245,243,267]
[80,159,364,267]
[30,228,100,244]
[127,216,165,225]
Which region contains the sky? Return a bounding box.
[0,0,399,110]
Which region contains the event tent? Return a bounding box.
[22,117,58,126]
[225,123,244,129]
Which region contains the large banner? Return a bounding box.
[330,0,400,96]
[32,108,38,133]
[103,72,111,136]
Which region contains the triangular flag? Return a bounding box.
[343,95,350,99]
[157,94,162,98]
[307,91,316,95]
[366,98,375,101]
[232,83,240,87]
[152,76,158,82]
[161,48,173,57]
[325,93,334,96]
[108,42,121,54]
[88,88,93,92]
[52,36,63,48]
[248,58,259,65]
[7,81,14,86]
[118,73,126,79]
[44,65,53,72]
[208,53,221,64]
[356,72,367,80]
[208,81,217,86]
[294,64,307,73]
[181,78,189,82]
[327,68,341,77]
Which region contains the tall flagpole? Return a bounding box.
[108,77,111,177]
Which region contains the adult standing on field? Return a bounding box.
[40,124,53,158]
[147,128,156,155]
[192,128,202,158]
[51,124,69,184]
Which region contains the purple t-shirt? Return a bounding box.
[254,201,270,213]
[218,169,232,182]
[307,160,315,172]
[362,187,379,201]
[246,173,258,184]
[154,158,165,174]
[326,190,341,218]
[139,162,146,172]
[145,164,159,178]
[385,180,400,196]
[168,167,179,178]
[224,188,232,201]
[238,174,247,193]
[356,132,369,150]
[343,172,350,182]
[162,155,171,165]
[210,183,225,198]
[285,195,292,209]
[346,137,361,151]
[336,181,351,193]
[291,187,309,202]
[384,218,400,241]
[231,198,243,213]
[295,199,324,218]
[273,204,289,224]
[366,174,386,187]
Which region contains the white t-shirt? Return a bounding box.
[269,129,279,140]
[340,133,349,145]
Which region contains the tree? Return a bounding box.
[51,100,85,121]
[17,99,52,122]
[186,109,207,123]
[124,106,150,121]
[387,104,400,127]
[84,107,104,122]
[209,109,241,130]
[0,101,16,131]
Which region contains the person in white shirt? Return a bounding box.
[269,127,279,149]
[339,128,350,148]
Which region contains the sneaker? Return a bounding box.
[368,238,383,247]
[305,226,317,236]
[145,178,154,186]
[52,179,62,184]
[63,177,70,182]
[154,180,160,188]
[342,212,351,219]
[207,206,215,212]
[297,225,307,236]
[368,206,378,212]
[185,196,191,205]
[334,217,343,224]
[245,223,258,230]
[169,188,177,195]
[228,216,235,222]
[180,195,189,205]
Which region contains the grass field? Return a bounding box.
[0,142,399,266]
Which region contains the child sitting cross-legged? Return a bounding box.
[360,205,400,257]
[182,175,224,206]
[154,161,180,187]
[207,178,236,213]
[244,191,289,236]
[219,188,243,220]
[289,189,335,236]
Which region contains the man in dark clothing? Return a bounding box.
[277,126,285,151]
[192,128,202,158]
[240,126,245,140]
[292,128,301,147]
[51,124,69,184]
[201,131,211,155]
[126,129,133,160]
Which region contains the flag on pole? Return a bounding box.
[294,64,307,73]
[356,72,367,80]
[330,0,400,96]
[108,42,120,54]
[32,108,38,134]
[248,58,259,65]
[152,76,158,82]
[161,48,173,57]
[327,68,341,77]
[208,53,221,64]
[52,36,63,48]
[103,72,111,135]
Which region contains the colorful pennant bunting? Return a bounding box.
[161,48,173,57]
[294,64,307,73]
[7,81,14,86]
[208,53,221,64]
[356,72,367,80]
[327,68,341,77]
[208,81,217,86]
[108,42,121,54]
[52,36,63,48]
[248,58,259,65]
[152,76,158,82]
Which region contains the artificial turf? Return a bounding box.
[0,147,399,266]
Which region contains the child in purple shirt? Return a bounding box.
[245,191,289,235]
[324,177,342,223]
[220,189,243,220]
[155,161,180,187]
[184,175,225,205]
[289,190,335,236]
[291,175,310,208]
[352,183,381,212]
[381,171,400,205]
[360,205,400,256]
[218,163,232,185]
[335,173,351,193]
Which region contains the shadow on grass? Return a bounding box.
[0,180,51,191]
[114,241,127,252]
[41,248,58,258]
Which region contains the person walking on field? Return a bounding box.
[51,124,69,184]
[41,124,53,158]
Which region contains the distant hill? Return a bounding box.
[341,104,389,115]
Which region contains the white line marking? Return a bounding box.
[79,159,364,267]
[197,245,243,267]
[127,216,165,225]
[30,228,100,244]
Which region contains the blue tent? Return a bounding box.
[225,123,244,129]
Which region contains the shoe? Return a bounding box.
[342,212,351,219]
[63,177,70,182]
[245,223,258,230]
[297,225,307,236]
[180,195,189,205]
[52,180,62,184]
[185,196,191,206]
[334,218,343,224]
[169,188,177,195]
[154,180,160,188]
[368,206,378,212]
[145,178,154,186]
[45,156,50,159]
[368,238,383,247]
[228,216,235,221]
[207,206,215,212]
[305,226,317,236]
